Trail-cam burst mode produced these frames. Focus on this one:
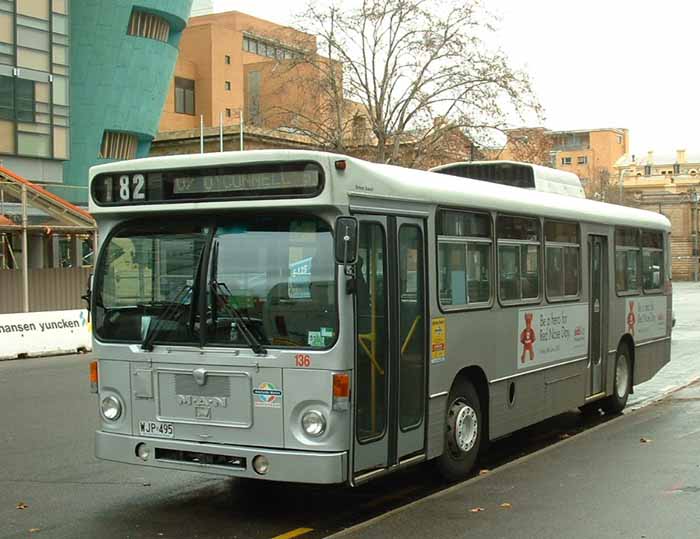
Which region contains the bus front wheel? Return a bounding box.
[601,345,632,415]
[436,378,482,481]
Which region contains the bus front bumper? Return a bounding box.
[95,430,348,484]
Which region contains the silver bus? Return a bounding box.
[88,150,672,485]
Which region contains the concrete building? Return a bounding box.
[492,127,629,197]
[63,0,192,204]
[616,150,700,280]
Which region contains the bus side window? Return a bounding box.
[641,230,664,292]
[544,220,580,300]
[615,227,641,294]
[496,215,541,303]
[437,209,492,308]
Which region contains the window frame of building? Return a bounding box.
[224,80,231,91]
[225,108,232,118]
[497,214,541,305]
[641,229,664,293]
[615,227,641,295]
[561,156,572,165]
[577,156,588,165]
[673,163,680,175]
[127,9,171,43]
[644,165,652,176]
[174,77,195,116]
[99,130,138,160]
[436,208,493,311]
[224,54,231,65]
[544,220,580,302]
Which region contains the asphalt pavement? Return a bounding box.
[331,381,700,539]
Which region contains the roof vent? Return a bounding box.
[429,161,585,198]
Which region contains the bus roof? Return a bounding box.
[88,150,670,232]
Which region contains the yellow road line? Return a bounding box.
[271,527,314,539]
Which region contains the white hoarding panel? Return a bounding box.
[517,303,588,369]
[0,310,92,360]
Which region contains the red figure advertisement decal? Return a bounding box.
[519,312,536,363]
[627,300,636,336]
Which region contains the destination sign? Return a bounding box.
[91,162,323,205]
[172,170,319,195]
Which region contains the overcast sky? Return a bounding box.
[213,0,696,155]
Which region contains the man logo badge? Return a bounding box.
[193,368,207,386]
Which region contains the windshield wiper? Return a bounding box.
[210,280,267,355]
[141,283,192,351]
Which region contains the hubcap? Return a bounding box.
[450,402,478,453]
[616,353,629,397]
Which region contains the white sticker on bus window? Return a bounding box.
[320,327,334,338]
[308,331,324,347]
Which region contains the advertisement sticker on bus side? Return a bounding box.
[516,304,588,369]
[624,296,667,341]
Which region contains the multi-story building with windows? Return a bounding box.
[158,10,317,134]
[0,0,70,185]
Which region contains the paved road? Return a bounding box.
[332,380,700,539]
[1,283,697,538]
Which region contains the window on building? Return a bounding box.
[615,227,640,294]
[242,35,302,60]
[673,164,680,175]
[127,10,171,42]
[174,77,195,115]
[545,221,579,299]
[644,165,652,176]
[225,55,231,64]
[497,215,540,303]
[617,135,623,144]
[561,157,572,165]
[225,108,232,118]
[642,230,664,292]
[577,156,588,165]
[224,80,231,91]
[437,210,492,308]
[99,131,138,160]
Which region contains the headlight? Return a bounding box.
[252,455,270,475]
[101,395,122,421]
[301,410,326,437]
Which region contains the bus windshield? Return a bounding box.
[94,215,338,349]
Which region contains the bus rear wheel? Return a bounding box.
[601,345,632,415]
[436,378,482,481]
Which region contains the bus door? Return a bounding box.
[352,215,427,480]
[587,235,608,397]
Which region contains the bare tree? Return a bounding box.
[502,128,553,166]
[265,0,540,166]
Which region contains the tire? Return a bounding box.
[601,344,632,415]
[436,378,482,481]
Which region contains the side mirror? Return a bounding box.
[335,216,358,267]
[81,273,93,315]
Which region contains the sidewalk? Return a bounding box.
[331,381,700,539]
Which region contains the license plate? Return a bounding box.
[139,420,174,438]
